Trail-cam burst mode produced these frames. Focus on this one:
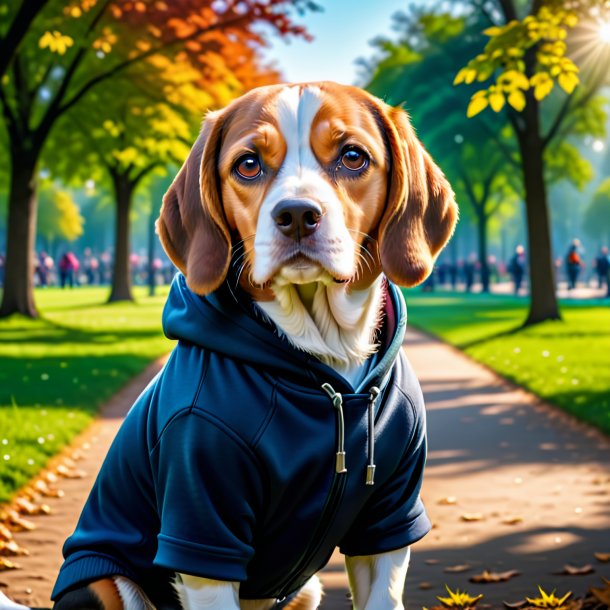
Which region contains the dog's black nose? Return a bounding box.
[272,199,322,240]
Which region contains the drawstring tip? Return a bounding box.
[366,464,376,485]
[336,452,347,473]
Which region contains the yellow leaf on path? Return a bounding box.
[0,557,20,571]
[502,515,524,525]
[461,512,484,522]
[594,552,610,562]
[0,540,29,557]
[526,586,572,607]
[467,95,489,118]
[508,90,526,112]
[438,496,458,505]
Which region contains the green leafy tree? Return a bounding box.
[366,12,522,292]
[0,0,315,318]
[37,184,85,252]
[454,0,610,324]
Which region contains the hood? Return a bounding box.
[162,273,407,395]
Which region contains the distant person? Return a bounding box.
[36,252,49,287]
[463,254,476,292]
[448,261,458,290]
[594,246,609,289]
[59,252,79,288]
[565,239,583,290]
[509,245,526,294]
[83,248,97,285]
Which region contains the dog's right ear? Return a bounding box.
[156,110,231,295]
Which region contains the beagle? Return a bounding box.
[2,82,456,610]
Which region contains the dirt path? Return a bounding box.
[0,357,167,609]
[2,331,609,609]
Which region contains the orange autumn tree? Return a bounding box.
[0,0,315,317]
[49,45,279,302]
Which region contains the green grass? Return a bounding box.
[0,286,172,503]
[403,290,610,435]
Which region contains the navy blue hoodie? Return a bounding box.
[52,274,431,605]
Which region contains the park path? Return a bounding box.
[2,332,610,609]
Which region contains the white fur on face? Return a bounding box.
[251,85,355,286]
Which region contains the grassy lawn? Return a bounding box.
[0,286,172,503]
[403,290,610,435]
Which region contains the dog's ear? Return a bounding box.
[375,104,458,287]
[156,110,231,295]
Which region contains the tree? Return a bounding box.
[37,184,85,253]
[454,0,610,324]
[583,178,610,243]
[366,12,522,292]
[0,0,315,318]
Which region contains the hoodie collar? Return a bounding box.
[162,273,406,396]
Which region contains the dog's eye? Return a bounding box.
[340,146,369,172]
[234,154,262,180]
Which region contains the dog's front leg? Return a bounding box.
[174,574,240,610]
[345,546,411,610]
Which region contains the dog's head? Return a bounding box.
[157,82,457,298]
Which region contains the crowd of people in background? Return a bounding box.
[0,240,609,297]
[0,248,176,289]
[423,238,610,297]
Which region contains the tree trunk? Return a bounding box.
[0,149,39,318]
[108,174,135,302]
[477,210,490,293]
[517,123,561,325]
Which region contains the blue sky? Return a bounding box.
[263,0,410,85]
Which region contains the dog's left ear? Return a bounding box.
[375,104,458,287]
[156,110,231,295]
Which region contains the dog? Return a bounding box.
[2,82,456,610]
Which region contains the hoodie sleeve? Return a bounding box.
[339,391,431,557]
[151,410,264,581]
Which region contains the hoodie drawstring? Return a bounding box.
[322,383,382,484]
[321,383,347,473]
[366,386,380,485]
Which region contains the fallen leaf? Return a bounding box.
[461,513,485,522]
[425,559,440,565]
[0,558,20,571]
[33,480,64,498]
[444,564,472,573]
[555,564,594,576]
[13,498,51,516]
[594,552,610,563]
[0,540,29,557]
[589,577,610,606]
[502,516,524,525]
[438,585,484,607]
[470,569,520,583]
[56,464,86,479]
[419,581,434,590]
[0,526,11,542]
[526,586,572,608]
[503,601,526,609]
[4,511,35,532]
[45,472,59,485]
[438,496,458,505]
